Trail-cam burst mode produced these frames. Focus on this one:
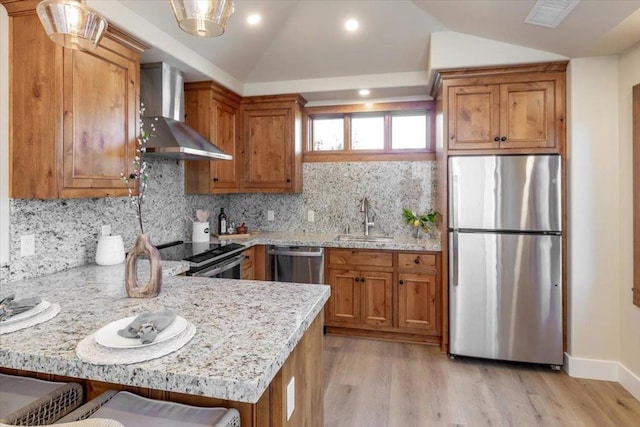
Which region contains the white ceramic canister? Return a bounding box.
[192,221,210,243]
[95,235,126,266]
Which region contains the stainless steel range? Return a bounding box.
[157,241,246,278]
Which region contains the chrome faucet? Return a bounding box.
[360,197,374,236]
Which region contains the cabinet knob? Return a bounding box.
[360,278,365,283]
[414,257,420,264]
[501,136,507,142]
[399,280,404,285]
[213,177,219,182]
[494,137,500,142]
[286,178,291,183]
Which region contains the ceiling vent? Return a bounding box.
[524,0,581,28]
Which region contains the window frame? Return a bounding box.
[303,101,435,162]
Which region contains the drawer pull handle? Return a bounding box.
[414,257,420,264]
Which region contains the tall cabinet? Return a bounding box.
[433,62,568,353]
[2,0,146,199]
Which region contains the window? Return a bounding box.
[304,101,433,162]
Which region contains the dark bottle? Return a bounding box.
[218,208,227,235]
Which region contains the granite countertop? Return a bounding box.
[215,231,442,252]
[0,261,330,404]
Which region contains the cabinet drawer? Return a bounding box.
[398,253,437,271]
[329,249,393,268]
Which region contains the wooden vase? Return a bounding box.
[125,233,162,298]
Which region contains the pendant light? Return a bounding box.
[169,0,235,37]
[36,0,108,51]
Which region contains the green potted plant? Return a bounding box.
[402,208,441,239]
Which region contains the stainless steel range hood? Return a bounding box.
[139,62,232,161]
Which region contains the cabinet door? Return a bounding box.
[61,46,136,196]
[327,269,361,325]
[447,85,500,150]
[210,100,238,192]
[500,81,556,149]
[243,108,293,191]
[398,272,437,332]
[360,271,393,327]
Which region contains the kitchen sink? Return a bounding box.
[334,234,394,242]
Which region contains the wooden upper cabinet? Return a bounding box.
[442,62,567,153]
[184,82,241,194]
[62,46,138,195]
[240,95,306,193]
[448,85,500,150]
[4,3,145,199]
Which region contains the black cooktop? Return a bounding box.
[157,241,245,267]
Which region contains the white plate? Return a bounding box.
[1,300,51,325]
[95,315,188,349]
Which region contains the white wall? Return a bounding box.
[617,43,640,395]
[567,57,622,363]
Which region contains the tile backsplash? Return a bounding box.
[217,161,436,237]
[3,160,436,284]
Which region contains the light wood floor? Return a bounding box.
[323,336,640,427]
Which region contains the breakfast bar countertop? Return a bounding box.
[0,261,330,404]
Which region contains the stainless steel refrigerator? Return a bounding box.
[448,154,563,366]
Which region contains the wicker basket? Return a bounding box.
[0,374,83,426]
[56,391,240,427]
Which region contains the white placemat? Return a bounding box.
[76,322,196,365]
[0,302,61,335]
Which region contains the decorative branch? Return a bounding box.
[121,104,155,235]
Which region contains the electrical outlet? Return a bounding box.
[20,234,35,257]
[307,210,315,222]
[286,376,295,421]
[267,210,275,221]
[101,225,111,236]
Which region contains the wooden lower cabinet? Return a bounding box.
[398,272,437,332]
[241,247,255,280]
[327,269,393,327]
[325,249,441,345]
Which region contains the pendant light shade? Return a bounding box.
[169,0,234,37]
[36,0,108,51]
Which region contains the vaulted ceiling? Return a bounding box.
[94,0,640,103]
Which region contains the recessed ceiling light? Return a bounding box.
[359,89,370,96]
[247,14,261,26]
[345,19,359,32]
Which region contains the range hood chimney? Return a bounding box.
[139,62,232,161]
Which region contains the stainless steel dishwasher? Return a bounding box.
[266,246,325,284]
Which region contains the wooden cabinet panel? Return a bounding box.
[327,270,360,324]
[448,85,500,150]
[328,249,393,268]
[210,101,238,191]
[62,47,136,194]
[397,253,436,271]
[398,272,437,332]
[500,81,555,149]
[361,271,393,327]
[184,82,240,194]
[239,94,305,193]
[6,6,144,199]
[243,108,292,190]
[241,247,254,280]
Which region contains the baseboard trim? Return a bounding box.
[564,353,640,401]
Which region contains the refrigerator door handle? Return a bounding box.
[452,230,459,286]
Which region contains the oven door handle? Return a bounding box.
[267,248,323,257]
[197,255,245,277]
